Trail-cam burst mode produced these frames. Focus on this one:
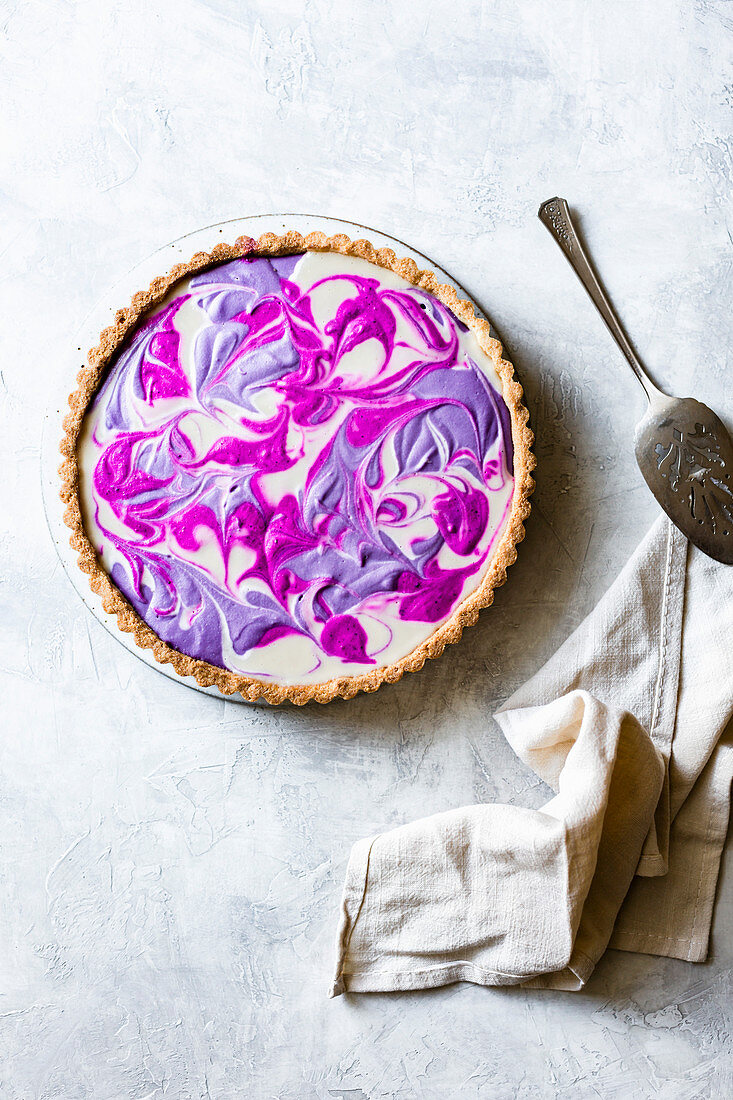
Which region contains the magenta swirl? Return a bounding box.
[78,251,515,683]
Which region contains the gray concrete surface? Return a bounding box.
[1,1,731,1096]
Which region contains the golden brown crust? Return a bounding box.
[59,231,535,704]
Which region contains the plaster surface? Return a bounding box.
[1,1,731,1096]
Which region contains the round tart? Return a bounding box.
[60,232,534,704]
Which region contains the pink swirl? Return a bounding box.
[79,253,514,679]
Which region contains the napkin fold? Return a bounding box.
[330,518,733,996]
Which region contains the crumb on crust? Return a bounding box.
[59,230,535,705]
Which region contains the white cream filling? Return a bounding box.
[78,251,515,685]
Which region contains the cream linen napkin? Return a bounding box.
[330,517,733,996]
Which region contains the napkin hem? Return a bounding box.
[330,833,379,998]
[332,960,537,995]
[608,930,709,963]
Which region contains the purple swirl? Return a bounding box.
[80,252,514,681]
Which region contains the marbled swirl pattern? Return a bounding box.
[78,252,514,683]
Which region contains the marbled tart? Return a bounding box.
[60,232,534,703]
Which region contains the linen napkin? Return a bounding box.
[330,517,733,995]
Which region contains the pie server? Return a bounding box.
[538,196,733,565]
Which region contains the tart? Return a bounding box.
[60,232,534,704]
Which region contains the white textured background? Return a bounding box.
[2,1,732,1096]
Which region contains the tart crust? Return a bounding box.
[60,231,535,704]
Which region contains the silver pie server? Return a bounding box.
[538,196,733,565]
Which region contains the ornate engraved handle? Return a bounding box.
[538,197,664,403]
